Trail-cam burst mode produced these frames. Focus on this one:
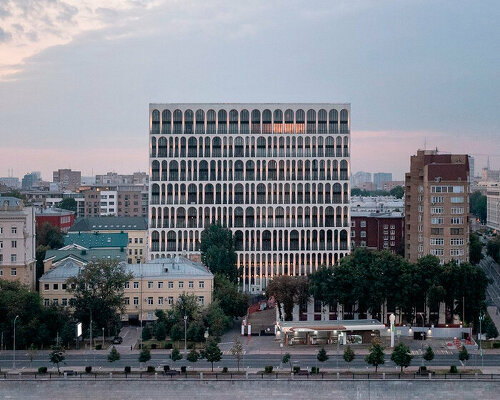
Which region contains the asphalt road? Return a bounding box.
[479,256,500,309]
[1,353,500,370]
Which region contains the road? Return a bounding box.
[1,353,500,370]
[479,256,500,309]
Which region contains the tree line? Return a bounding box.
[268,249,489,330]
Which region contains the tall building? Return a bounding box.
[405,150,469,264]
[148,103,351,292]
[352,171,372,188]
[21,172,41,190]
[486,183,500,230]
[373,172,392,190]
[0,197,36,290]
[468,156,475,179]
[53,169,81,191]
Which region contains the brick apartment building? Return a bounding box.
[351,211,404,253]
[405,150,470,264]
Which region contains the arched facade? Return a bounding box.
[149,103,351,293]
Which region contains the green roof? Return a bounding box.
[44,248,127,264]
[63,232,128,249]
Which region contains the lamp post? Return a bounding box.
[102,327,105,349]
[479,313,484,367]
[13,315,19,369]
[184,314,187,356]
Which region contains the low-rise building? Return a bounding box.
[69,217,147,263]
[36,207,75,233]
[0,197,36,290]
[39,256,213,324]
[43,247,127,272]
[351,196,404,213]
[351,211,404,253]
[63,231,128,251]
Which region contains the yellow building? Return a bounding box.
[39,256,213,323]
[69,216,148,263]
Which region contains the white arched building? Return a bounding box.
[148,103,351,293]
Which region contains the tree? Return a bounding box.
[187,348,199,363]
[142,324,152,341]
[458,346,469,365]
[154,321,167,341]
[213,274,249,318]
[200,224,238,283]
[28,343,38,367]
[171,347,182,362]
[230,336,244,371]
[365,342,385,372]
[57,198,77,213]
[36,222,64,249]
[266,275,309,321]
[487,236,500,263]
[282,352,292,372]
[423,346,434,366]
[390,186,404,199]
[483,315,499,339]
[390,343,413,372]
[49,345,65,373]
[317,347,329,363]
[470,191,487,223]
[204,300,231,338]
[139,347,151,364]
[343,346,355,365]
[201,339,222,371]
[108,346,120,363]
[469,233,483,265]
[66,259,133,336]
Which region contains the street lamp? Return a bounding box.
[184,314,187,356]
[102,327,105,348]
[479,313,485,367]
[13,315,19,369]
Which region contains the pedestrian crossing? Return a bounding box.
[410,349,452,355]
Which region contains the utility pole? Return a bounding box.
[13,315,19,369]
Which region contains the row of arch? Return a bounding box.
[151,135,349,158]
[150,182,349,206]
[151,108,350,135]
[150,205,350,229]
[151,159,349,184]
[150,228,349,253]
[239,252,347,287]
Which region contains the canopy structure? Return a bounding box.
[276,319,386,346]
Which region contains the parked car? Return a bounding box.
[112,336,123,344]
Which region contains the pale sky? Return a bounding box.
[0,0,498,181]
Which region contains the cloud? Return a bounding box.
[0,0,162,80]
[0,26,12,42]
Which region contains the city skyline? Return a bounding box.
[0,1,499,179]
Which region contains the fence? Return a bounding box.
[1,372,500,381]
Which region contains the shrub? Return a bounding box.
[151,343,157,350]
[164,342,173,350]
[124,366,131,373]
[163,365,170,372]
[493,342,500,349]
[264,366,273,373]
[147,366,155,373]
[293,366,300,374]
[222,367,228,373]
[95,344,102,350]
[180,366,187,373]
[38,367,48,374]
[85,366,92,373]
[450,365,458,374]
[311,367,319,374]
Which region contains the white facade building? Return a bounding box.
[486,183,500,231]
[0,197,36,290]
[148,103,351,292]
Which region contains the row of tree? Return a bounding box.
[268,249,489,330]
[351,186,404,199]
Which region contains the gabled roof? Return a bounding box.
[64,232,128,249]
[40,258,82,282]
[69,216,147,232]
[44,248,127,264]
